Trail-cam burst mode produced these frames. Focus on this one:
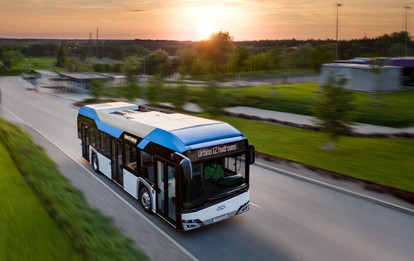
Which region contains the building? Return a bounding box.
[320,63,403,92]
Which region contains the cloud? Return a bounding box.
[131,9,146,12]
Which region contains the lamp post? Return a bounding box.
[405,6,411,56]
[336,3,343,61]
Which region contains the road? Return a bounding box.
[1,76,414,261]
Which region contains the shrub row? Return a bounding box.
[0,118,147,261]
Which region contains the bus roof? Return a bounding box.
[79,102,246,153]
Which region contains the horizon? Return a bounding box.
[1,1,412,41]
[0,30,407,42]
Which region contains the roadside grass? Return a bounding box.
[0,118,147,260]
[209,115,414,193]
[0,143,81,260]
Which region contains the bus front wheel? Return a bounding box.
[140,187,152,213]
[92,153,99,173]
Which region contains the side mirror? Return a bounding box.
[249,145,255,165]
[172,152,193,180]
[180,158,193,180]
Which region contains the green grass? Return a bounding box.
[0,143,81,260]
[210,115,414,193]
[0,118,147,260]
[19,57,64,73]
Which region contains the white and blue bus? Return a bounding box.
[77,102,255,231]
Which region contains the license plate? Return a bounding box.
[213,214,229,223]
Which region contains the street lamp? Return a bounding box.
[336,3,343,61]
[405,6,411,56]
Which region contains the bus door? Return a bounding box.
[156,160,177,223]
[111,139,123,186]
[81,123,89,160]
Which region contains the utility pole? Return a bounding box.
[336,3,343,61]
[0,87,3,116]
[405,6,411,56]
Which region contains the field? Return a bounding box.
[19,57,64,73]
[0,143,80,260]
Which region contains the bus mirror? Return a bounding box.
[249,145,255,165]
[172,152,193,180]
[180,158,193,180]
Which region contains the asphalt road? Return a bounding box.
[1,76,414,261]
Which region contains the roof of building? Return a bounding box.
[323,63,400,70]
[79,102,246,153]
[59,72,112,81]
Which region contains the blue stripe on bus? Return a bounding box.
[96,121,123,138]
[138,128,188,153]
[79,106,99,120]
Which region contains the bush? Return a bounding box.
[0,118,147,261]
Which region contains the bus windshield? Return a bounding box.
[182,154,248,210]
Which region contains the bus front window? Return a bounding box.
[182,154,248,210]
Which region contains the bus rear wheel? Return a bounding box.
[92,153,99,173]
[140,187,152,213]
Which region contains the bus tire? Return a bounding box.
[140,187,152,213]
[92,153,99,173]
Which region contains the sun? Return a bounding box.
[196,22,216,40]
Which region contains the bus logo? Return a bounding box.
[217,205,226,211]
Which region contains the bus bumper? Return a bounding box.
[181,191,249,231]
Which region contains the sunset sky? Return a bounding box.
[0,0,412,41]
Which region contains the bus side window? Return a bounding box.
[141,151,155,182]
[95,130,101,151]
[101,133,110,157]
[125,144,137,172]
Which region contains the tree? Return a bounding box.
[308,43,335,73]
[176,47,196,76]
[145,49,171,76]
[121,78,141,101]
[120,56,141,78]
[146,74,163,107]
[230,45,249,79]
[171,81,188,112]
[198,79,226,116]
[1,50,24,70]
[196,31,234,74]
[56,41,68,68]
[312,75,355,150]
[89,80,105,101]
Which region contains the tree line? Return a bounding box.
[1,31,412,75]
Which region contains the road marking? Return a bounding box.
[250,202,263,209]
[4,106,198,261]
[254,161,414,216]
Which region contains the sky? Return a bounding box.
[0,0,412,41]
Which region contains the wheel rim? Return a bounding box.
[93,155,98,170]
[141,191,151,210]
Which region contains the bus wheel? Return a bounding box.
[140,187,152,213]
[92,153,99,173]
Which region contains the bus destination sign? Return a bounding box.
[187,142,245,161]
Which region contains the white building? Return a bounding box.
[320,63,403,92]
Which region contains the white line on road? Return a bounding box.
[250,202,263,209]
[3,106,198,261]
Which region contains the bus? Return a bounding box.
[77,102,255,231]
